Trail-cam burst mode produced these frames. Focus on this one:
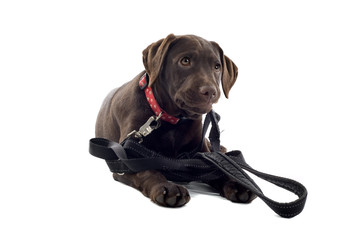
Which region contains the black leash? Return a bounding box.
[89,110,307,218]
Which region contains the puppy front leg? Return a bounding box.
[113,170,190,207]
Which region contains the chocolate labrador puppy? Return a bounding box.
[95,34,255,207]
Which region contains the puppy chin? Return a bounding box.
[177,100,213,119]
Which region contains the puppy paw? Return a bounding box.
[221,181,257,203]
[150,182,190,207]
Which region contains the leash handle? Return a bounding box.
[199,151,307,218]
[235,153,307,218]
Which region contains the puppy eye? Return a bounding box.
[180,57,191,66]
[215,63,221,70]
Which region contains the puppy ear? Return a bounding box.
[212,42,238,98]
[142,34,177,86]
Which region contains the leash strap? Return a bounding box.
[89,110,307,218]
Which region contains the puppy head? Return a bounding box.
[143,34,238,118]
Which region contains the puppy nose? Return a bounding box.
[199,86,217,102]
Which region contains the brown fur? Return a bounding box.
[95,34,255,207]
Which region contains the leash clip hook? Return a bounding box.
[127,113,162,143]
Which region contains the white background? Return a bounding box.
[1,0,359,239]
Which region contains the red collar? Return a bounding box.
[139,74,180,124]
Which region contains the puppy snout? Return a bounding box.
[199,85,217,103]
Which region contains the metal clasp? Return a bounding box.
[127,113,162,143]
